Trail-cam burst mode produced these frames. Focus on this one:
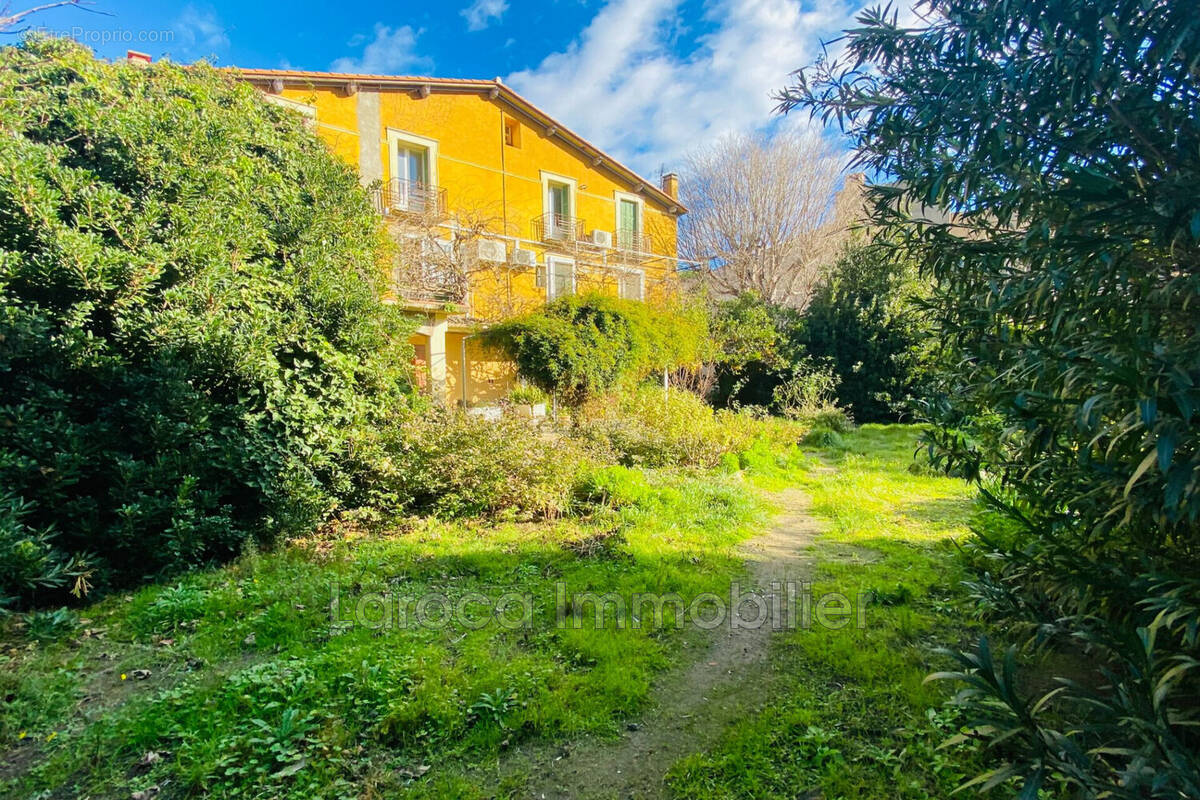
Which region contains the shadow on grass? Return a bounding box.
[897,494,978,530]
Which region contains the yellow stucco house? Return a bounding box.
[232,68,688,407]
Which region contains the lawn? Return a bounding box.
[0,450,791,798]
[0,425,994,799]
[666,424,990,799]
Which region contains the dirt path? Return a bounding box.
[510,486,824,800]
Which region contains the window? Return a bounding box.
[546,182,571,240]
[618,199,640,244]
[614,192,644,250]
[619,270,644,301]
[548,181,570,215]
[547,257,574,300]
[541,172,577,241]
[395,144,430,211]
[386,129,439,213]
[397,145,428,185]
[504,117,521,147]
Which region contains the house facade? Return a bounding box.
[233,68,688,407]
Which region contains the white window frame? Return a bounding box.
[540,171,577,218]
[545,255,575,301]
[387,128,439,188]
[614,190,645,242]
[618,268,645,301]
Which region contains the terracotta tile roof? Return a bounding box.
[228,67,686,214]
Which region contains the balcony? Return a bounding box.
[391,244,467,309]
[395,284,465,307]
[533,212,585,246]
[372,178,447,218]
[615,230,655,260]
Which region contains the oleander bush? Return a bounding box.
[0,37,413,604]
[783,0,1200,795]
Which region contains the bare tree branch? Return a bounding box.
[679,131,855,310]
[0,1,93,33]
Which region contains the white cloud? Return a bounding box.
[331,24,432,74]
[173,5,230,56]
[461,0,510,31]
[505,0,869,174]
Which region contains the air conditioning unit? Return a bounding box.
[588,229,613,248]
[511,248,537,268]
[472,238,507,263]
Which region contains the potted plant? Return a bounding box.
[506,385,547,419]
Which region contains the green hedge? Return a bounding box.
[0,37,413,604]
[481,293,709,404]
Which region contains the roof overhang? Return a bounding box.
[227,68,687,215]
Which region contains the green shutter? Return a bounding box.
[619,199,637,233]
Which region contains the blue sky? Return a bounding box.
[20,0,874,175]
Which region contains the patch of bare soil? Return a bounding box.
[508,486,824,800]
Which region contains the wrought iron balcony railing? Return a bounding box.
[533,212,585,245]
[615,229,654,258]
[372,178,447,218]
[395,285,465,306]
[391,256,467,307]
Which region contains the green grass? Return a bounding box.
[0,425,994,799]
[0,458,786,799]
[665,424,989,799]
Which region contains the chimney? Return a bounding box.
[660,172,679,199]
[126,50,152,65]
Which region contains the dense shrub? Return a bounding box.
[0,38,413,604]
[505,384,547,406]
[771,358,841,420]
[711,244,928,423]
[575,464,653,509]
[788,240,929,421]
[784,0,1200,795]
[0,493,82,603]
[709,292,789,409]
[575,385,763,468]
[386,409,592,519]
[482,293,709,404]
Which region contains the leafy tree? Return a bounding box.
[709,255,928,422]
[0,37,413,604]
[781,0,1200,795]
[709,291,781,368]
